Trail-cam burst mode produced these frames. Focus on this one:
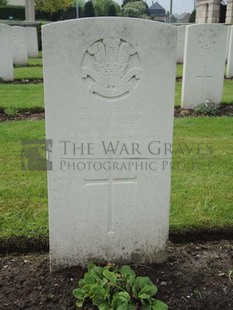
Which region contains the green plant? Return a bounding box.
[73,263,168,310]
[4,106,17,117]
[193,102,220,116]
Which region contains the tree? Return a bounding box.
[189,9,196,23]
[83,0,95,17]
[108,3,116,16]
[122,0,138,8]
[35,0,73,14]
[0,0,7,6]
[123,0,148,18]
[93,0,120,16]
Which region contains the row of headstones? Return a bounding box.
[181,24,232,109]
[42,19,231,270]
[0,24,38,81]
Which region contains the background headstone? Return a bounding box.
[181,24,227,109]
[11,26,28,65]
[177,25,186,64]
[0,24,14,81]
[43,18,177,270]
[25,27,39,58]
[226,26,233,78]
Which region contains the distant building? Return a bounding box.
[177,13,191,23]
[149,1,168,22]
[196,0,233,24]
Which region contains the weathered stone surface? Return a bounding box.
[182,24,227,109]
[11,26,28,65]
[25,27,38,58]
[227,26,233,78]
[0,24,14,81]
[43,18,177,270]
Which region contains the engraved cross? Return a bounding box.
[196,65,213,100]
[84,172,137,235]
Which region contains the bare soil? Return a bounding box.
[0,240,233,310]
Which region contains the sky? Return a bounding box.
[115,0,195,14]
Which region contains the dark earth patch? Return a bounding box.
[0,240,232,310]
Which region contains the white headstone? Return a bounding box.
[226,26,230,62]
[181,24,227,109]
[11,26,28,65]
[25,27,38,58]
[42,18,177,270]
[226,26,233,78]
[177,25,186,64]
[0,24,14,81]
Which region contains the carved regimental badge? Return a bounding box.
[198,29,217,49]
[82,38,141,100]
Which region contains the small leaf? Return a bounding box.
[112,291,131,309]
[92,295,106,306]
[120,266,136,278]
[103,269,117,283]
[152,299,168,310]
[75,299,84,308]
[99,303,112,310]
[73,288,84,299]
[139,293,151,299]
[139,285,158,298]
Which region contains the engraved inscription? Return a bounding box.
[82,37,141,100]
[198,29,217,49]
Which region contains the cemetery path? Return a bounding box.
[0,240,232,310]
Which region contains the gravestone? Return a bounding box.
[226,26,233,78]
[0,24,14,81]
[177,25,186,64]
[226,26,230,62]
[11,26,28,65]
[42,18,177,270]
[181,24,227,109]
[24,27,38,58]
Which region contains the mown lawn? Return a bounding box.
[0,84,44,111]
[14,66,43,80]
[0,118,232,241]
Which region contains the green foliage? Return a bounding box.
[83,0,95,17]
[4,106,17,117]
[122,0,138,7]
[35,0,73,14]
[73,263,168,309]
[123,0,148,18]
[189,9,196,23]
[193,102,221,116]
[0,0,7,6]
[0,5,25,20]
[93,0,120,16]
[108,3,117,16]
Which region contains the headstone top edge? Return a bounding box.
[42,17,178,31]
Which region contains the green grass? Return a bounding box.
[171,117,233,232]
[0,121,48,240]
[14,66,43,79]
[176,64,183,78]
[28,57,43,66]
[0,84,44,110]
[175,79,233,106]
[0,118,232,240]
